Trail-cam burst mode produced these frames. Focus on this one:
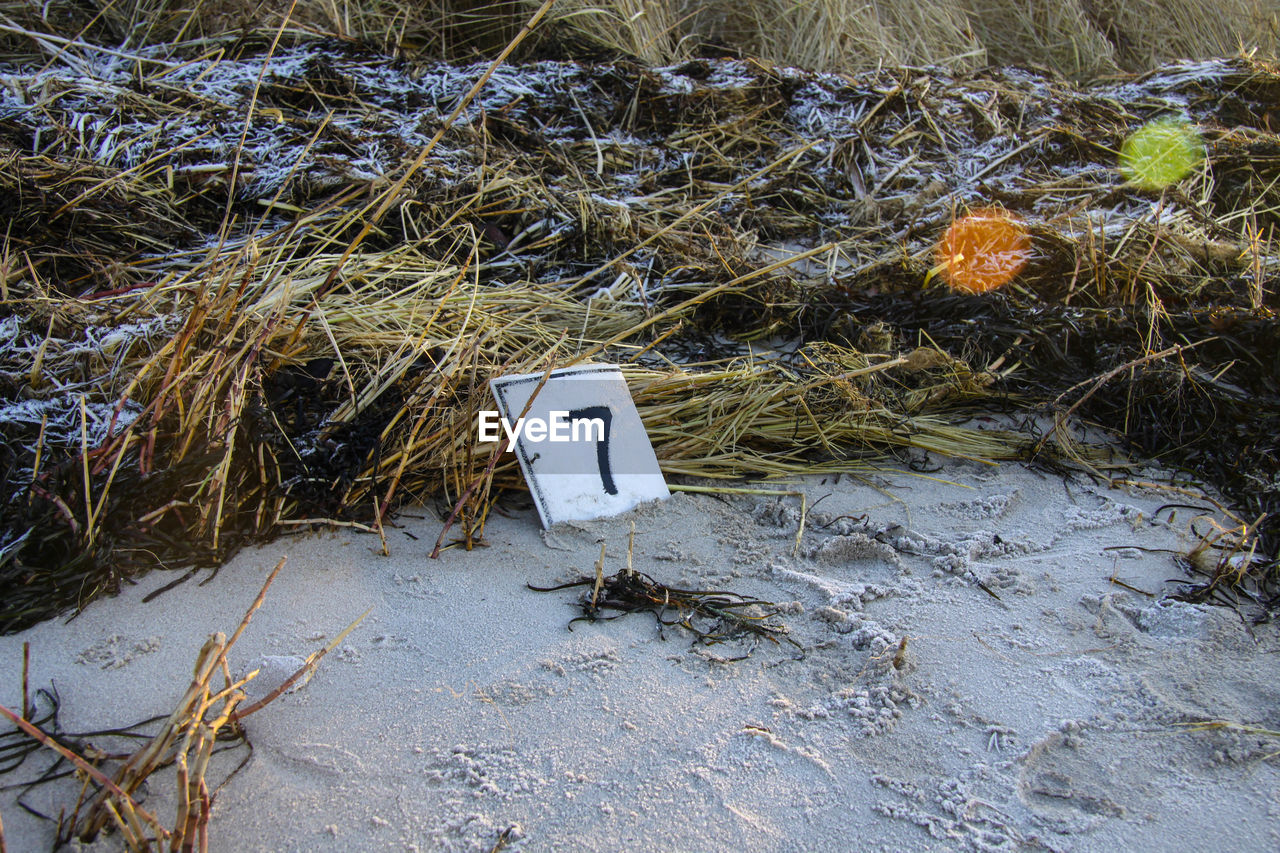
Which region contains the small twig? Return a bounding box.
[276,518,378,532]
[222,557,286,658]
[231,605,372,721]
[36,488,81,537]
[1108,575,1154,596]
[592,542,607,609]
[28,413,46,504]
[79,395,94,548]
[975,579,1003,601]
[372,496,389,557]
[489,824,518,853]
[197,783,211,853]
[28,316,52,389]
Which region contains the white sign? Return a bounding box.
[487,365,669,528]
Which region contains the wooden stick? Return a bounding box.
[591,542,607,609]
[626,522,636,578]
[79,396,94,548]
[222,557,287,657]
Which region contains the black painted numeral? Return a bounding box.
[569,406,616,495]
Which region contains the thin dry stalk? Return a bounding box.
[231,604,372,720]
[0,702,170,844]
[0,555,362,850]
[316,0,557,298]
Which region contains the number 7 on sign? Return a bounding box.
[487,363,668,528]
[568,405,616,495]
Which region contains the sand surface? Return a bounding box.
[3,458,1279,851]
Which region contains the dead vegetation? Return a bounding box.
[529,532,803,656]
[0,556,366,851]
[2,0,1276,74]
[0,0,1278,636]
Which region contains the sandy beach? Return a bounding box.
[4,0,1280,849]
[3,455,1278,851]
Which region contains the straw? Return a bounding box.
[2,11,1279,634]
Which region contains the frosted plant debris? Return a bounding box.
[2,38,1279,632]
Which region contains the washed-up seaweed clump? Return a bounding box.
[529,568,802,657]
[1,19,1278,630]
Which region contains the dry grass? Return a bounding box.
[965,0,1119,78]
[693,0,982,73]
[539,0,692,64]
[524,0,1278,75]
[1079,0,1280,71]
[4,0,1272,75]
[0,557,366,851]
[1,0,1279,631]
